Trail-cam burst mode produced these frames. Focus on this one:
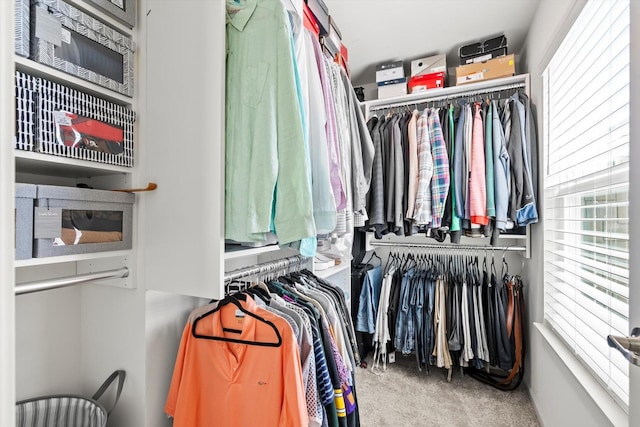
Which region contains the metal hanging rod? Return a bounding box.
[369,241,525,252]
[224,255,311,283]
[368,82,526,113]
[15,267,129,296]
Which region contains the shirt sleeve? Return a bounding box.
[280,324,310,427]
[164,322,192,417]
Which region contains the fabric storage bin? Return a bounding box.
[30,0,135,97]
[87,0,136,28]
[33,185,135,258]
[16,370,126,427]
[15,71,38,152]
[15,183,37,260]
[37,73,135,166]
[15,0,30,57]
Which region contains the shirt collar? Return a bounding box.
[226,0,257,32]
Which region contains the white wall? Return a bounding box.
[0,0,15,423]
[145,291,207,427]
[521,1,623,426]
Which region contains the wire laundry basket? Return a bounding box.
[15,370,125,427]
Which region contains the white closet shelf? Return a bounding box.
[15,151,132,177]
[314,261,350,280]
[15,56,132,106]
[15,250,133,268]
[362,74,529,110]
[224,243,282,260]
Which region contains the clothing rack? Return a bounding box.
[224,255,311,293]
[364,74,530,113]
[369,241,525,252]
[15,267,130,295]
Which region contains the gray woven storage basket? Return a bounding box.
[15,370,125,427]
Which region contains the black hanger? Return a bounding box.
[191,294,282,347]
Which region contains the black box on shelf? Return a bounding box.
[459,34,508,65]
[30,0,135,97]
[15,183,37,260]
[33,185,135,258]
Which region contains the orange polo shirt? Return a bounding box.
[165,297,308,427]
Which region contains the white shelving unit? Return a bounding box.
[362,74,532,258]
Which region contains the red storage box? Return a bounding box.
[409,72,446,93]
[303,2,320,37]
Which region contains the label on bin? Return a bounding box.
[34,207,62,239]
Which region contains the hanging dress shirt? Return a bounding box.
[469,103,488,226]
[225,0,315,246]
[303,30,337,234]
[413,112,434,226]
[429,109,450,229]
[405,111,419,220]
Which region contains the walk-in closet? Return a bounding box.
[1,0,639,426]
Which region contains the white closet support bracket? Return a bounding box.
[15,267,129,295]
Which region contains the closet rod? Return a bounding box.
[15,267,129,295]
[368,82,526,112]
[369,242,525,252]
[224,255,311,283]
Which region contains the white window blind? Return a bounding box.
[543,0,630,409]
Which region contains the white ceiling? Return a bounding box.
[322,0,541,86]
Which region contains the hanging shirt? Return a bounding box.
[303,30,337,234]
[491,101,510,231]
[367,116,387,237]
[469,103,488,225]
[225,0,316,245]
[453,104,466,222]
[484,103,496,218]
[166,296,308,427]
[405,111,420,220]
[429,109,450,229]
[511,94,539,226]
[413,111,433,226]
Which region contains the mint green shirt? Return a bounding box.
[225,0,316,245]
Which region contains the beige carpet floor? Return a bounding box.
[354,354,541,427]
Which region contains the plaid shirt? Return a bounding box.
[413,112,434,226]
[429,109,450,229]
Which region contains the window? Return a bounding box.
[543,0,630,409]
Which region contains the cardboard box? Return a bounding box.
[30,0,135,97]
[411,54,446,77]
[376,61,404,83]
[15,183,37,260]
[409,72,445,93]
[378,80,407,99]
[33,185,135,258]
[456,54,515,86]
